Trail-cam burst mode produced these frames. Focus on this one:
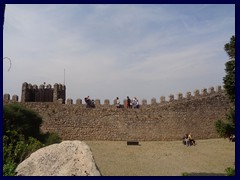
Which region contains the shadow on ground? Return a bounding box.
[186,172,226,176]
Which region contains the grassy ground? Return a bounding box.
[86,139,235,176]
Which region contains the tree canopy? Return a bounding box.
[224,35,235,60]
[215,35,235,139]
[223,35,235,103]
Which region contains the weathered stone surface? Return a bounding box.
[4,89,233,141]
[22,82,66,103]
[15,141,101,176]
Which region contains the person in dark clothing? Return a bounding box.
[127,96,131,108]
[85,96,93,108]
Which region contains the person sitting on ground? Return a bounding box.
[182,135,186,145]
[188,133,196,146]
[184,134,190,146]
[229,134,235,142]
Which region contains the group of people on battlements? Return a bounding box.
[84,96,140,109]
[84,96,95,108]
[117,96,140,109]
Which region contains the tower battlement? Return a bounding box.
[20,82,66,103]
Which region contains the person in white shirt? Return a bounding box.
[116,97,121,108]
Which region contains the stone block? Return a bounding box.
[127,141,139,145]
[160,96,165,103]
[169,95,174,102]
[142,99,147,105]
[76,99,82,105]
[12,95,18,102]
[178,93,183,100]
[151,98,157,104]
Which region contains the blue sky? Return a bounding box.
[3,4,235,103]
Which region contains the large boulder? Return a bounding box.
[15,141,101,176]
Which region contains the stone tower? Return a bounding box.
[21,82,66,103]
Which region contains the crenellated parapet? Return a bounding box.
[76,99,82,105]
[68,86,223,106]
[3,94,10,103]
[3,94,19,103]
[160,96,166,103]
[142,99,147,106]
[20,82,66,103]
[67,98,73,105]
[95,99,101,106]
[150,85,224,104]
[4,85,224,106]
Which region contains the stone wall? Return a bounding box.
[3,86,233,141]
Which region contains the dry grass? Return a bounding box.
[86,139,235,176]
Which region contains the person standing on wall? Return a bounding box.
[132,97,140,109]
[127,96,131,108]
[85,96,91,108]
[116,97,121,108]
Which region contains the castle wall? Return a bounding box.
[3,86,233,141]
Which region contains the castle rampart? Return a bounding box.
[20,82,66,103]
[3,84,232,141]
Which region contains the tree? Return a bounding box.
[224,35,235,60]
[3,104,62,176]
[223,35,235,103]
[215,35,235,139]
[215,108,235,138]
[223,59,235,103]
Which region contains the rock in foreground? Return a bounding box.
[16,141,101,176]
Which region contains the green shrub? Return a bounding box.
[182,172,189,176]
[4,104,43,139]
[3,162,17,176]
[4,130,43,164]
[215,120,229,138]
[3,104,61,176]
[225,167,235,176]
[41,132,62,146]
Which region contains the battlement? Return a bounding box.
[69,85,224,106]
[4,84,223,106]
[20,82,66,103]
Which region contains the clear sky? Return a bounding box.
[3,4,235,104]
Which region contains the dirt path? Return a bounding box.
[86,139,235,176]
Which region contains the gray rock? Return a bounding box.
[15,141,101,176]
